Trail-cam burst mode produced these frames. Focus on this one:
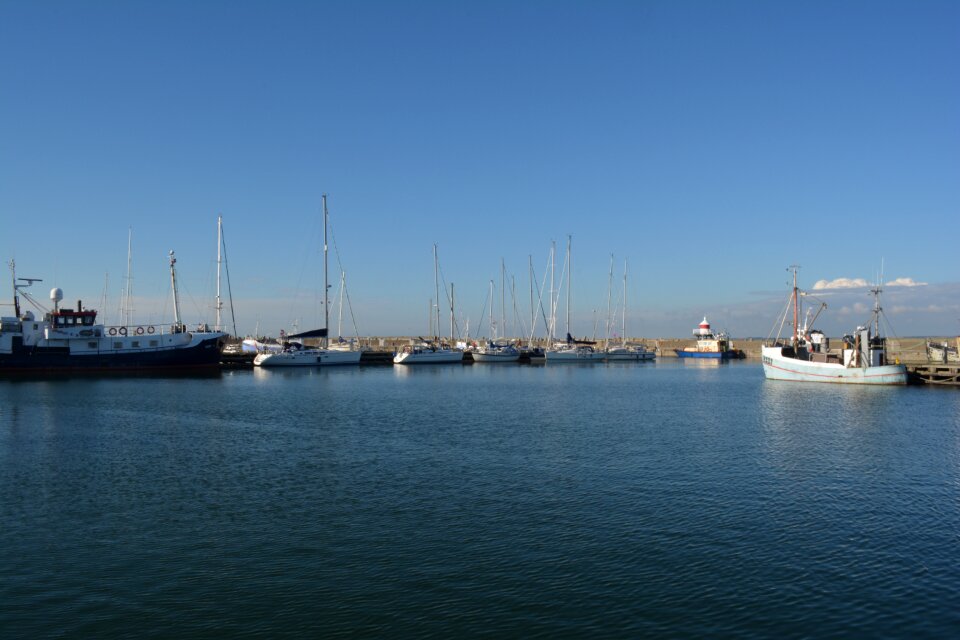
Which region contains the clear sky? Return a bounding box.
[2,0,958,339]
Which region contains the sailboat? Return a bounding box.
[472,279,520,362]
[545,236,601,362]
[393,245,464,364]
[760,266,907,384]
[605,258,655,361]
[254,195,362,367]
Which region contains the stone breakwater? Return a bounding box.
[298,337,947,362]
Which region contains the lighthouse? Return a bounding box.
[696,317,712,337]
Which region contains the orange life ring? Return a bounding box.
[136,326,144,335]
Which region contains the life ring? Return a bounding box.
[118,327,128,336]
[147,326,155,334]
[108,327,117,336]
[136,326,144,335]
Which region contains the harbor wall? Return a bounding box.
[298,336,950,362]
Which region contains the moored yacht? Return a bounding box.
[471,341,520,362]
[393,339,464,364]
[254,195,362,368]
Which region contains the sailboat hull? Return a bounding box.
[393,349,463,364]
[254,349,362,367]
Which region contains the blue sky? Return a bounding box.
[2,1,957,338]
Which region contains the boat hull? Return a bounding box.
[761,346,907,385]
[545,348,600,361]
[605,349,655,361]
[393,349,464,364]
[254,349,362,367]
[0,334,223,373]
[675,349,735,359]
[471,352,520,362]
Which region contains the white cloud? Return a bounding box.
[885,277,928,287]
[812,277,868,290]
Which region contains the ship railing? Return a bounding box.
[104,325,178,338]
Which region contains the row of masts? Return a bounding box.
[426,235,641,346]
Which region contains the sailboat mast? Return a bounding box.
[322,195,330,348]
[489,279,495,338]
[528,255,534,339]
[433,244,440,339]
[549,240,556,342]
[606,254,613,347]
[216,215,223,332]
[500,258,505,340]
[623,258,628,345]
[565,235,571,337]
[450,282,455,341]
[338,270,345,339]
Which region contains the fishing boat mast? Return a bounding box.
[790,265,800,347]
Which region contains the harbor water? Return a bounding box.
[2,361,959,637]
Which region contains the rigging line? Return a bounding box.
[531,255,552,342]
[473,290,489,340]
[767,290,793,344]
[342,278,362,339]
[436,263,462,338]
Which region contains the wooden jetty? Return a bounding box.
[904,363,960,386]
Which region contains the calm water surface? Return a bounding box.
[2,360,959,637]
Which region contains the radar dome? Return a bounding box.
[50,287,64,303]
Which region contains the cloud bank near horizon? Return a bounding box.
[812,276,928,290]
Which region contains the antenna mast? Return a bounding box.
[169,250,182,331]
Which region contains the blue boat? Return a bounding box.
[674,317,739,359]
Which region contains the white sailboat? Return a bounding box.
[605,259,655,361]
[254,195,362,367]
[545,236,601,362]
[393,245,463,364]
[472,279,520,363]
[760,266,906,385]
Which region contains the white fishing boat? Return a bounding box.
[254,195,361,367]
[761,267,907,385]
